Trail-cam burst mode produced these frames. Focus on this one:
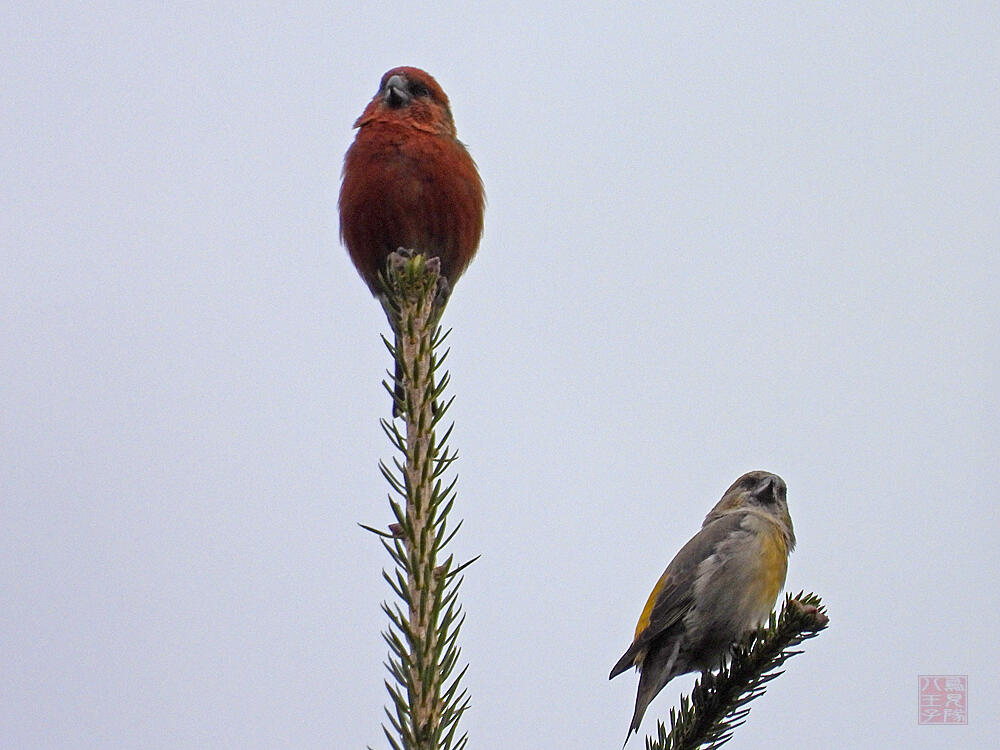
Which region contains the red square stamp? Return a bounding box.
[918,675,968,724]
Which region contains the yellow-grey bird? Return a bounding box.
[609,471,795,741]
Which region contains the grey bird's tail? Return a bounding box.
[623,639,682,744]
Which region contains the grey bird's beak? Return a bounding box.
[755,475,776,496]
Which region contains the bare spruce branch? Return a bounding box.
[363,249,475,750]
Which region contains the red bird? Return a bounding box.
[340,66,484,301]
[339,67,484,416]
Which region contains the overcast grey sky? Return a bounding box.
[3,2,998,748]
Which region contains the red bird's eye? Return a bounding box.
[409,82,430,98]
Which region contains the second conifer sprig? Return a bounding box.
[645,592,829,750]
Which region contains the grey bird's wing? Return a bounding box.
[613,513,750,739]
[610,512,747,679]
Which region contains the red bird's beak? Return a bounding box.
[383,75,410,108]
